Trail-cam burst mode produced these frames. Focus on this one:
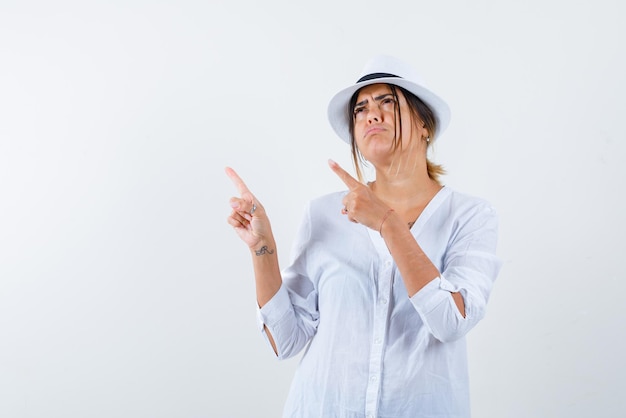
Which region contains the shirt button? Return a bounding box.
[380,298,388,305]
[374,337,381,344]
[385,260,392,267]
[370,375,378,382]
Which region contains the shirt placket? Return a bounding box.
[364,256,394,418]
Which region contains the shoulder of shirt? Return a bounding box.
[444,186,498,215]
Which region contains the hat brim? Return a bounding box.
[327,77,451,144]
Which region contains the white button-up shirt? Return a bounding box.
[258,186,501,417]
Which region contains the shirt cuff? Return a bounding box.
[409,275,459,314]
[256,283,292,332]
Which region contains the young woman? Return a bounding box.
[226,55,501,417]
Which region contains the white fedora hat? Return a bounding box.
[327,54,451,144]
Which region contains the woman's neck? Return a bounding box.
[369,169,442,227]
[370,169,441,206]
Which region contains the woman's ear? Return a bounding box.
[418,124,430,144]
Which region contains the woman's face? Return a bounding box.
[352,84,428,164]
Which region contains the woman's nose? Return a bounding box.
[367,107,381,124]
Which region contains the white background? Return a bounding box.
[1,1,624,417]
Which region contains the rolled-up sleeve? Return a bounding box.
[256,203,320,359]
[258,281,319,359]
[410,203,501,342]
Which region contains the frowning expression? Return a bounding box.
[352,83,427,162]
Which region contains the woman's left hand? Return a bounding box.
[328,159,392,231]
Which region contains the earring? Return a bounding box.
[425,136,430,143]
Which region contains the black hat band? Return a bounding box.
[356,72,401,83]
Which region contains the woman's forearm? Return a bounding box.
[250,236,282,355]
[381,212,465,317]
[250,236,282,308]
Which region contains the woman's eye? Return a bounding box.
[354,107,365,115]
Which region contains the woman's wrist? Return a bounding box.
[250,236,277,256]
[379,208,395,236]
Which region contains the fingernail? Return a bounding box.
[230,201,239,209]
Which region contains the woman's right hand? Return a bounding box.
[225,166,273,249]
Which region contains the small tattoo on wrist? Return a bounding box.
[255,245,275,256]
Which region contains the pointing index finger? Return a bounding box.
[328,159,360,190]
[225,166,251,195]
